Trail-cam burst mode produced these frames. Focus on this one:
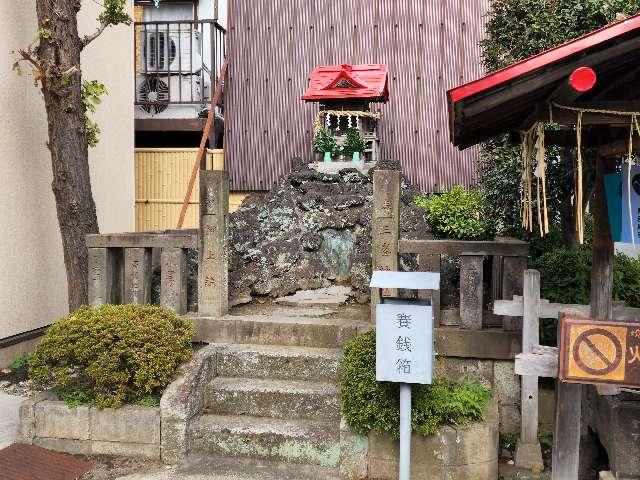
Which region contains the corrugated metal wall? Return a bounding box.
[225,0,489,192]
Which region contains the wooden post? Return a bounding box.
[160,247,187,314]
[591,154,618,395]
[87,247,120,306]
[460,253,483,330]
[198,170,229,317]
[371,170,400,322]
[418,254,440,326]
[124,247,152,304]
[515,270,544,470]
[552,313,582,480]
[502,256,527,331]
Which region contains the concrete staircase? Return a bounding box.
[183,311,370,479]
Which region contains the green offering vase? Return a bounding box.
[352,151,361,163]
[323,151,332,163]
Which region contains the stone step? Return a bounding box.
[214,343,343,382]
[192,314,370,348]
[205,377,340,420]
[118,455,342,480]
[188,414,341,467]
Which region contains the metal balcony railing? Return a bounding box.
[134,20,226,111]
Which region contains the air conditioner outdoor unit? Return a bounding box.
[143,28,203,74]
[137,75,209,115]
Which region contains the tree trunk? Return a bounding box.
[36,0,99,311]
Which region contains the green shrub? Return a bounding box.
[10,353,30,370]
[313,127,339,157]
[415,186,496,240]
[29,304,194,408]
[613,253,640,308]
[531,248,640,345]
[341,330,491,437]
[531,248,640,308]
[342,128,367,156]
[531,247,592,305]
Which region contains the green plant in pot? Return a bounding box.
[314,127,339,163]
[342,127,368,162]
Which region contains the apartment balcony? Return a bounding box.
[134,19,226,129]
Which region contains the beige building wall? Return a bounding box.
[0,1,134,340]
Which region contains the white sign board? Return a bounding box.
[376,303,433,384]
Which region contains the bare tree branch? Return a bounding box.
[81,22,107,49]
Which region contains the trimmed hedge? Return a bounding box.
[29,304,194,408]
[531,248,640,308]
[415,186,496,241]
[342,330,491,437]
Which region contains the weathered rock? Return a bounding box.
[275,286,352,307]
[225,160,429,303]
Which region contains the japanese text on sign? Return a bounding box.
[376,303,433,384]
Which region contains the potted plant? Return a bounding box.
[342,128,368,162]
[314,128,339,163]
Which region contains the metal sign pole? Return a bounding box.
[399,383,412,480]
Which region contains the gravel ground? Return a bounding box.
[0,379,40,398]
[78,455,167,480]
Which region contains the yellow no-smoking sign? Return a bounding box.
[559,317,640,387]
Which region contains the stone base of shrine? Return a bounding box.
[589,389,640,479]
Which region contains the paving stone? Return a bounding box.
[91,440,160,459]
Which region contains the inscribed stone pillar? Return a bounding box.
[88,247,120,306]
[418,253,441,327]
[502,256,527,331]
[160,247,187,314]
[371,170,400,322]
[198,170,229,317]
[460,253,483,330]
[124,247,152,304]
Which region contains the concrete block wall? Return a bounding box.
[19,393,161,458]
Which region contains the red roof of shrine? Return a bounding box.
[447,13,640,148]
[301,64,389,102]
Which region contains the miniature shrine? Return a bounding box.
[301,63,389,164]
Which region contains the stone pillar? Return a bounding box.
[371,170,400,322]
[460,253,483,330]
[418,253,441,327]
[198,170,229,317]
[502,256,527,331]
[160,248,187,314]
[124,247,152,304]
[88,247,120,306]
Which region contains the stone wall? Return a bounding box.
[19,393,161,458]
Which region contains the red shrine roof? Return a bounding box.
[301,64,389,102]
[447,13,640,148]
